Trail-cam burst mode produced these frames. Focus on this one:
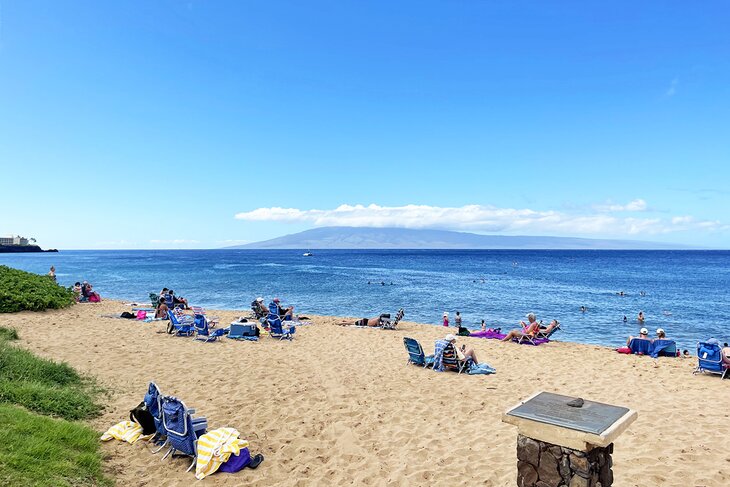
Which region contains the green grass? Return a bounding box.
[0,265,75,312]
[0,404,112,487]
[0,328,111,486]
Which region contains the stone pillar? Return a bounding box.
[516,434,614,487]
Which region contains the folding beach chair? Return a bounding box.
[535,322,561,340]
[628,338,653,355]
[404,337,434,368]
[440,342,469,374]
[694,342,728,379]
[143,382,169,452]
[193,315,228,343]
[267,313,294,340]
[150,293,161,307]
[382,309,404,330]
[191,307,219,328]
[167,310,195,337]
[161,396,209,472]
[650,339,677,358]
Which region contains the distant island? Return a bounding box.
[227,227,696,250]
[0,235,58,253]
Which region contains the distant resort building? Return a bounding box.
[0,235,36,246]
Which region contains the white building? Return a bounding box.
[1,235,30,246]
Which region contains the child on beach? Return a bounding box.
[442,312,449,327]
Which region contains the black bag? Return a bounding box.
[458,326,471,336]
[129,401,156,435]
[120,311,136,319]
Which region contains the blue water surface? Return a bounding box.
[2,249,728,351]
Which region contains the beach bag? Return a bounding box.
[129,401,156,435]
[219,447,251,473]
[616,347,631,354]
[458,326,471,336]
[120,311,136,319]
[89,294,101,303]
[136,310,147,320]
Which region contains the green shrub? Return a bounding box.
[0,326,19,341]
[0,265,75,313]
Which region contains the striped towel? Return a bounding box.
[100,420,145,445]
[195,427,250,480]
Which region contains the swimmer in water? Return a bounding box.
[638,311,645,323]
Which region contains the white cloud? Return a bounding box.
[665,78,679,97]
[594,199,647,212]
[235,203,726,237]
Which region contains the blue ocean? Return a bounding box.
[2,249,728,351]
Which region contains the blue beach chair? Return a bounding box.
[267,313,294,340]
[650,339,677,358]
[193,315,228,342]
[167,310,195,337]
[628,338,653,355]
[161,396,208,472]
[694,342,728,379]
[404,337,434,368]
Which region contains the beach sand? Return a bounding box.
[3,300,729,486]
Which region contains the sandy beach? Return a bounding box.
[3,299,729,486]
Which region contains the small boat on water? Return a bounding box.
[303,251,314,257]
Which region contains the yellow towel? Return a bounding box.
[195,427,250,480]
[100,421,145,445]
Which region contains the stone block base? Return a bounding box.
[516,434,614,487]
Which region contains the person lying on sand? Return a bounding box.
[337,314,390,327]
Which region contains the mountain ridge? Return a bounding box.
[228,227,697,250]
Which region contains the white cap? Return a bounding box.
[640,327,649,335]
[256,297,263,302]
[444,334,457,342]
[656,328,665,335]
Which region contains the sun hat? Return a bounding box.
[640,327,648,335]
[656,328,665,335]
[444,334,457,342]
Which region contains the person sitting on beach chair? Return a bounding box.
[433,334,479,372]
[251,298,269,319]
[269,298,294,320]
[501,313,541,342]
[626,327,650,346]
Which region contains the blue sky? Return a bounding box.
[1,1,728,249]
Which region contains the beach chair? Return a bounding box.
[160,396,209,472]
[144,382,175,453]
[191,307,219,328]
[628,338,653,355]
[404,337,434,368]
[382,309,404,330]
[150,292,161,307]
[440,342,469,374]
[535,323,561,340]
[650,339,677,358]
[167,310,195,337]
[193,315,228,343]
[516,327,539,345]
[694,342,728,379]
[267,313,294,340]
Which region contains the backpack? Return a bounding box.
[458,326,471,336]
[129,401,156,435]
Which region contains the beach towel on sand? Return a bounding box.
[195,427,250,480]
[100,421,147,445]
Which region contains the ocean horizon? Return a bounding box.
[2,249,728,352]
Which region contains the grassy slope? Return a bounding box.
[0,326,111,486]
